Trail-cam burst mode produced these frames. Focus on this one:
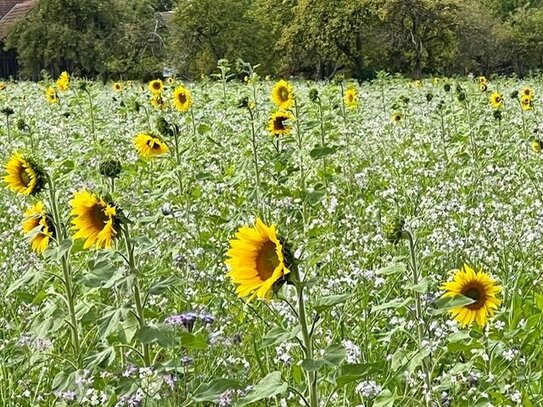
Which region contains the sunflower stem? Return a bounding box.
[47,177,81,365]
[293,270,318,407]
[248,106,261,217]
[122,225,151,366]
[5,114,11,144]
[294,99,307,235]
[190,106,197,138]
[405,230,432,407]
[84,88,96,144]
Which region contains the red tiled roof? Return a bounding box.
[0,0,37,41]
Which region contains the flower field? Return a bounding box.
[0,70,542,406]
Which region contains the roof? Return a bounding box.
[0,0,19,19]
[0,0,37,41]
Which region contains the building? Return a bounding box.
[0,0,37,79]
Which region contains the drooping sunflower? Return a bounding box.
[271,80,294,109]
[4,152,44,196]
[45,87,59,104]
[148,79,164,94]
[521,94,533,111]
[172,86,193,112]
[267,110,294,136]
[344,87,358,109]
[113,82,123,92]
[70,190,120,249]
[531,139,543,153]
[22,201,55,254]
[56,71,70,92]
[0,82,6,91]
[133,133,169,158]
[225,218,291,300]
[441,264,502,327]
[150,93,166,109]
[489,92,503,109]
[522,87,533,98]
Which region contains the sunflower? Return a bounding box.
[71,190,120,249]
[150,93,167,109]
[167,77,175,85]
[344,87,358,109]
[0,82,6,91]
[22,201,54,254]
[45,87,58,104]
[489,92,503,109]
[441,264,502,327]
[4,152,44,195]
[148,79,164,94]
[391,112,402,123]
[478,76,487,85]
[479,83,487,92]
[56,71,70,92]
[225,218,291,300]
[414,80,422,88]
[113,82,123,92]
[133,133,169,158]
[531,139,543,153]
[271,80,294,109]
[172,86,193,112]
[521,94,533,111]
[267,110,294,136]
[522,87,533,98]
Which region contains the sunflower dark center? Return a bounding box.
[90,204,109,231]
[279,88,289,101]
[255,241,279,281]
[146,138,162,150]
[273,116,286,131]
[178,93,187,104]
[153,82,161,90]
[462,283,486,310]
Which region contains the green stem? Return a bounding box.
[122,225,151,366]
[84,89,96,143]
[47,178,81,363]
[295,281,318,407]
[190,107,197,138]
[318,99,327,184]
[249,107,261,216]
[405,230,431,407]
[6,115,11,144]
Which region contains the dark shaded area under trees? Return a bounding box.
[5,0,543,80]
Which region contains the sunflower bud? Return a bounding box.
[457,91,466,102]
[443,83,451,92]
[493,110,502,120]
[425,92,433,102]
[333,74,344,84]
[99,159,122,179]
[16,118,27,131]
[1,107,14,116]
[400,95,410,105]
[384,216,406,244]
[236,96,249,109]
[510,90,519,100]
[309,88,319,103]
[78,81,88,92]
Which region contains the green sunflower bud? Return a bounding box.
[444,83,451,92]
[510,90,519,100]
[309,88,319,103]
[99,159,122,179]
[237,96,249,109]
[493,110,502,121]
[1,107,14,116]
[384,217,406,245]
[426,93,434,102]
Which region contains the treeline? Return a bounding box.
[6,0,543,80]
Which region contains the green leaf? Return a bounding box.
[262,325,301,347]
[300,358,327,371]
[310,146,338,159]
[236,371,288,406]
[432,295,475,315]
[323,343,346,366]
[197,123,212,134]
[376,263,406,276]
[371,298,410,313]
[404,276,430,293]
[137,325,175,348]
[374,389,395,407]
[149,275,183,295]
[179,331,208,350]
[84,346,116,368]
[334,363,382,388]
[192,378,243,402]
[314,294,351,313]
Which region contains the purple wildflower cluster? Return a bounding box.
[164,311,215,332]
